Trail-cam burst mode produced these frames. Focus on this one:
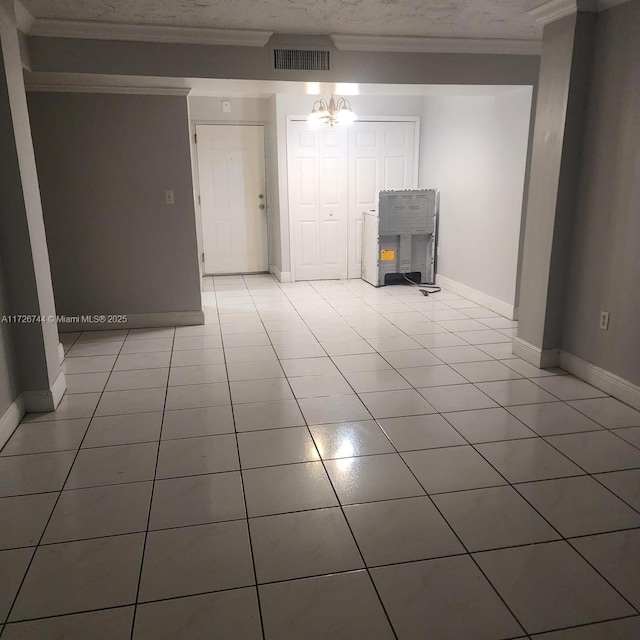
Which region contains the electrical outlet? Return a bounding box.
[222,100,231,113]
[599,311,610,331]
[165,190,175,205]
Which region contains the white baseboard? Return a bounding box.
[58,342,65,364]
[560,350,640,411]
[0,394,25,451]
[435,274,516,320]
[512,337,560,368]
[59,310,204,332]
[23,370,67,413]
[269,265,292,283]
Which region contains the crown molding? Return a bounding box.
[20,17,273,47]
[330,34,542,56]
[25,84,191,96]
[529,0,630,25]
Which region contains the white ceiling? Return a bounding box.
[22,0,546,40]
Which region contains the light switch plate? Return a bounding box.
[165,190,175,205]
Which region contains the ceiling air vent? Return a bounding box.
[273,48,330,71]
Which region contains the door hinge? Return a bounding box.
[194,133,197,144]
[201,252,205,263]
[198,195,201,206]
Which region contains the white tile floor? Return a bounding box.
[1,274,640,639]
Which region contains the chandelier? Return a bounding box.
[308,95,357,127]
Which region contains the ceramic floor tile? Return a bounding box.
[173,335,222,351]
[474,541,635,634]
[23,394,101,422]
[0,493,57,550]
[104,368,169,392]
[398,364,468,388]
[273,342,327,359]
[324,453,425,504]
[3,607,134,640]
[62,354,118,374]
[414,333,468,348]
[10,534,144,621]
[477,342,519,360]
[0,548,36,622]
[378,414,466,451]
[65,442,158,489]
[344,369,411,393]
[280,357,338,377]
[379,349,442,368]
[322,339,376,357]
[594,469,640,511]
[222,332,270,348]
[66,341,122,358]
[546,430,640,473]
[615,426,640,447]
[288,373,351,399]
[359,389,436,419]
[119,338,173,354]
[475,438,583,483]
[436,319,488,332]
[299,394,371,424]
[533,375,608,400]
[164,382,230,410]
[259,571,395,640]
[238,427,319,468]
[331,353,392,373]
[1,419,88,456]
[428,345,493,364]
[169,348,224,367]
[167,364,226,386]
[507,401,603,436]
[156,434,238,479]
[149,472,245,529]
[226,360,285,381]
[234,399,306,432]
[138,521,254,602]
[221,321,264,335]
[515,476,640,537]
[250,507,363,583]
[65,371,110,394]
[419,383,498,412]
[455,329,511,345]
[433,485,560,551]
[371,555,522,640]
[128,327,175,340]
[365,335,421,352]
[571,529,640,609]
[443,407,536,443]
[242,461,338,517]
[160,405,234,439]
[568,397,640,428]
[82,412,162,448]
[309,420,394,459]
[532,617,640,640]
[133,589,262,640]
[0,451,76,497]
[225,345,278,363]
[451,360,523,382]
[176,325,222,338]
[476,379,558,406]
[95,388,166,416]
[344,496,464,565]
[230,377,294,404]
[42,482,152,543]
[503,357,564,377]
[113,351,172,371]
[402,446,507,494]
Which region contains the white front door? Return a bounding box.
[347,121,417,278]
[196,124,268,275]
[287,120,348,280]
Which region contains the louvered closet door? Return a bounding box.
[287,121,348,280]
[347,121,417,279]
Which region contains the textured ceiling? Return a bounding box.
[22,0,545,40]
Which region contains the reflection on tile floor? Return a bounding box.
[1,274,640,639]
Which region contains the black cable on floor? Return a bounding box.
[401,272,442,296]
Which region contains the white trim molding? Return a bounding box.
[529,0,631,25]
[58,310,205,332]
[25,84,191,96]
[512,337,560,368]
[23,370,67,413]
[330,34,542,56]
[58,342,65,364]
[435,274,516,320]
[0,394,25,451]
[269,265,291,283]
[559,351,640,410]
[20,17,273,47]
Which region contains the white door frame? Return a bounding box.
[285,115,420,282]
[191,121,269,276]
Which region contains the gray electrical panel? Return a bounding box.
[362,189,439,287]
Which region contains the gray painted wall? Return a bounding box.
[0,260,19,417]
[27,92,202,320]
[563,1,640,385]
